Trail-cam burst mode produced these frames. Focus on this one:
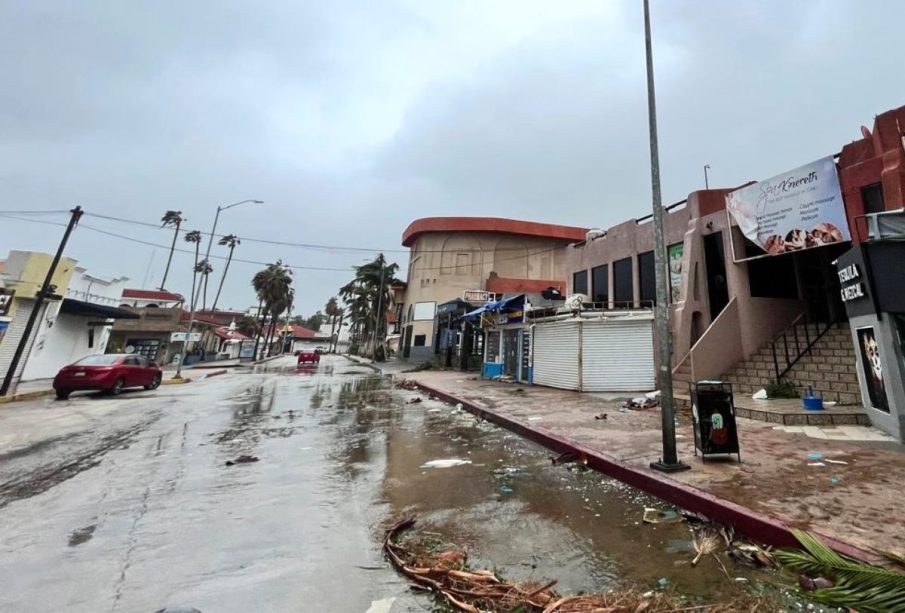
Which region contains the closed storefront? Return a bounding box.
[532,315,655,392]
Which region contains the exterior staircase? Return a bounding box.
[721,322,861,405]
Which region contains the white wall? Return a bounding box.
[67,269,130,306]
[21,310,112,381]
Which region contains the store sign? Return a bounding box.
[463,290,492,302]
[0,289,14,316]
[838,263,867,302]
[170,332,202,342]
[497,309,524,325]
[727,156,850,255]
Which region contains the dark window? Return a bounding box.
[638,251,656,306]
[413,334,426,347]
[572,270,588,295]
[613,257,633,306]
[748,257,798,299]
[591,264,608,303]
[87,328,95,348]
[862,183,885,215]
[485,330,501,361]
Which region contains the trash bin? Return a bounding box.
[690,381,741,462]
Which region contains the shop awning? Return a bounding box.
[463,294,525,321]
[60,298,140,320]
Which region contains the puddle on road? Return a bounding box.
[270,365,792,608]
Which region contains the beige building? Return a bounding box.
[398,217,587,360]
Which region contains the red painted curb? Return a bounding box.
[414,381,878,562]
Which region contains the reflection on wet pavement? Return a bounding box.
[0,356,779,612]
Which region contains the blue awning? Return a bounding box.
[463,301,498,321]
[463,295,525,321]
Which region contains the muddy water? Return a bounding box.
[0,357,789,613]
[274,360,781,609]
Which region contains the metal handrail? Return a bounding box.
[771,312,836,382]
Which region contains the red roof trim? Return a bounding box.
[485,276,566,294]
[123,288,184,302]
[402,217,588,247]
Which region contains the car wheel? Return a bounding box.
[55,389,71,400]
[145,373,162,390]
[108,378,125,396]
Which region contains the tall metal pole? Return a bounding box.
[643,0,689,472]
[704,164,711,189]
[1,206,83,396]
[372,258,385,360]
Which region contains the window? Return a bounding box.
[591,264,608,303]
[136,356,149,366]
[412,301,435,320]
[455,253,470,275]
[613,257,633,306]
[638,251,656,306]
[124,356,139,366]
[572,270,588,295]
[88,328,95,348]
[413,334,426,347]
[76,355,119,365]
[862,183,885,215]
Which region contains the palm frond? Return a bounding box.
[776,529,905,612]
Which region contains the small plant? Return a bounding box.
[765,378,799,399]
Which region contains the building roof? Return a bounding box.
[122,288,184,302]
[212,326,248,341]
[287,324,319,339]
[401,217,589,247]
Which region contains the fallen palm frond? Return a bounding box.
[775,529,905,612]
[383,517,780,613]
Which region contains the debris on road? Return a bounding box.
[407,397,422,404]
[550,451,587,466]
[420,459,472,469]
[622,397,659,410]
[224,455,259,466]
[642,508,681,525]
[593,413,607,420]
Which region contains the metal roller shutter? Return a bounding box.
[0,299,46,387]
[532,321,580,390]
[581,319,655,392]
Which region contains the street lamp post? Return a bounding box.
[643,0,689,473]
[174,199,262,379]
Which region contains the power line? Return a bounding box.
[0,213,356,272]
[0,209,72,215]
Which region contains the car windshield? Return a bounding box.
[74,355,120,366]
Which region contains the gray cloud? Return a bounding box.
[1,0,903,315]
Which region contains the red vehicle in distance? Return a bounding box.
[296,350,320,365]
[53,354,163,400]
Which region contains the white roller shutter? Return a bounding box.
[532,321,580,390]
[581,318,654,392]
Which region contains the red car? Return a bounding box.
[296,350,320,365]
[53,354,163,399]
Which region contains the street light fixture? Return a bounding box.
[174,199,263,379]
[642,0,689,473]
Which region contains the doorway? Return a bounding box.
[703,232,729,320]
[502,329,519,377]
[402,326,412,358]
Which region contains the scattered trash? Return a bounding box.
[363,597,396,613]
[798,575,835,591]
[824,401,838,407]
[618,407,632,413]
[499,485,514,494]
[593,413,607,420]
[426,408,441,413]
[825,459,849,465]
[807,462,826,467]
[657,577,669,589]
[420,459,472,469]
[645,390,661,400]
[830,476,842,485]
[623,397,659,410]
[407,397,422,404]
[455,403,463,411]
[729,542,777,569]
[225,454,259,466]
[807,452,823,460]
[527,416,542,422]
[643,508,681,525]
[664,539,694,554]
[734,577,749,582]
[551,452,587,466]
[752,389,768,400]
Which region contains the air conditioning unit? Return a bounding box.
[586,229,606,241]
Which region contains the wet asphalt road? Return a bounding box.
[0,355,776,613]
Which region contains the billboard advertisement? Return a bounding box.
[668,243,683,303]
[727,156,849,255]
[857,326,890,413]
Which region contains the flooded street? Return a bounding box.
[1,356,782,612]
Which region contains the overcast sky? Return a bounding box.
[1,0,903,316]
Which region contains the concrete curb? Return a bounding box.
[197,369,228,380]
[0,389,55,404]
[162,378,192,385]
[341,354,382,373]
[412,380,878,562]
[252,354,287,365]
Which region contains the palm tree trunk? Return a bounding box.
[212,246,233,311]
[202,271,209,312]
[160,221,180,289]
[252,298,265,360]
[329,315,337,352]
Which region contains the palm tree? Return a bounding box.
[325,297,341,351]
[339,254,398,359]
[184,230,203,311]
[211,234,240,311]
[194,259,214,311]
[160,210,184,289]
[252,261,293,357]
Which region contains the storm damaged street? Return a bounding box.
[1,356,804,612]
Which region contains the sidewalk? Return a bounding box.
[342,354,420,376]
[405,370,905,557]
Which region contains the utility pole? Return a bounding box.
[643,0,689,473]
[1,206,83,396]
[704,164,711,189]
[371,258,386,361]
